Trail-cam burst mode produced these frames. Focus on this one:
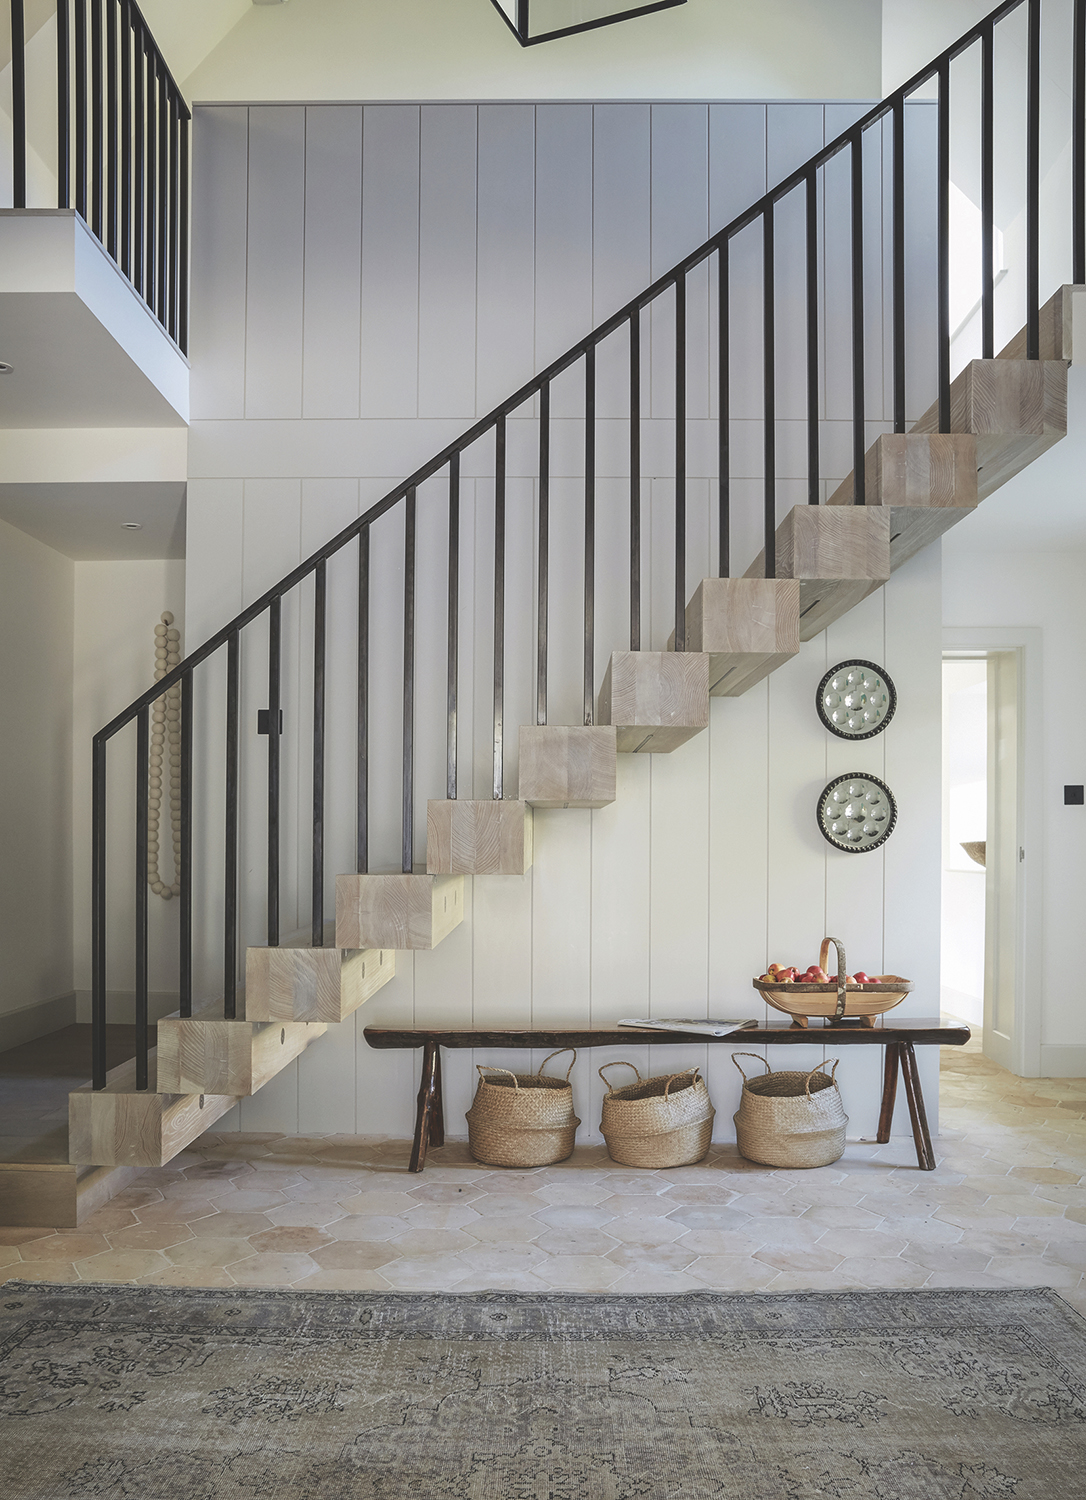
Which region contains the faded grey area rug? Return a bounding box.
[1,1285,1084,1499]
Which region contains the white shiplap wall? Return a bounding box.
[186,102,942,1145]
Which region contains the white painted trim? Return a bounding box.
[942,627,1044,1077]
[0,992,77,1052]
[1039,1045,1086,1078]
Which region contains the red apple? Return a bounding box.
[853,971,873,985]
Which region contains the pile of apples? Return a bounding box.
[758,962,880,986]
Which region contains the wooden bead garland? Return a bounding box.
[148,611,182,899]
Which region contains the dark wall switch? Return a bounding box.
[257,709,284,735]
[1065,785,1084,805]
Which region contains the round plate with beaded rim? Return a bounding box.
[816,659,897,740]
[817,772,898,853]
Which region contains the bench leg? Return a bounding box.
[409,1041,443,1173]
[876,1043,900,1144]
[899,1041,936,1171]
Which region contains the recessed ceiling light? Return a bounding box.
[121,521,142,530]
[0,362,13,374]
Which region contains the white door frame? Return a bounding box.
[942,627,1043,1077]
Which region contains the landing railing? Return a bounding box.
[3,0,189,350]
[88,0,1084,1090]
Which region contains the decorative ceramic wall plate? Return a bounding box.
[817,772,897,853]
[816,660,896,739]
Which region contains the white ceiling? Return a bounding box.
[0,482,186,559]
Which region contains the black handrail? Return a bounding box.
[87,0,1077,1091]
[4,0,189,352]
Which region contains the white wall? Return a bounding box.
[188,99,942,1147]
[184,0,882,104]
[0,517,73,1032]
[72,560,186,1019]
[940,658,986,1025]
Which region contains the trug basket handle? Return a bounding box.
[819,936,848,1019]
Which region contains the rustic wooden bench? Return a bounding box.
[363,1017,969,1174]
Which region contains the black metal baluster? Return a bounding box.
[357,527,370,874]
[75,0,87,219]
[763,206,777,575]
[157,65,168,329]
[179,670,193,1016]
[57,0,70,209]
[120,0,130,275]
[312,561,326,946]
[674,277,687,650]
[224,631,239,1020]
[91,0,102,237]
[179,109,189,354]
[493,419,506,800]
[267,596,281,946]
[447,455,460,797]
[134,706,149,1089]
[402,490,417,873]
[629,312,641,651]
[91,733,106,1089]
[718,241,731,570]
[851,132,866,502]
[584,347,596,723]
[537,384,550,725]
[938,58,951,431]
[806,167,821,498]
[1026,0,1040,358]
[133,17,144,297]
[892,96,906,431]
[1076,0,1086,284]
[145,44,156,317]
[10,0,25,208]
[106,0,117,257]
[982,23,995,358]
[168,88,179,341]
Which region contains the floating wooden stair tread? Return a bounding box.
[910,357,1067,500]
[671,577,800,697]
[598,651,709,752]
[246,921,396,1024]
[427,799,533,875]
[995,283,1081,363]
[0,1153,141,1229]
[156,996,327,1097]
[744,506,890,641]
[518,725,617,808]
[336,870,464,950]
[68,1050,238,1168]
[827,433,978,571]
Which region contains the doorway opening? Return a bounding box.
[941,649,1027,1075]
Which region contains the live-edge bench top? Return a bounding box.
[364,1019,970,1049]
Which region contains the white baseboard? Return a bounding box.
[1039,1044,1086,1078]
[74,990,180,1026]
[0,992,77,1052]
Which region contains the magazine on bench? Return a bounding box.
[618,1018,758,1038]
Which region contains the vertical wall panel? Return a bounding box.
[186,97,941,1146]
[246,108,306,420]
[476,105,537,417]
[419,105,479,420]
[303,106,363,420]
[190,108,249,421]
[361,105,421,420]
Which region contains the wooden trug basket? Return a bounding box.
[753,936,912,1028]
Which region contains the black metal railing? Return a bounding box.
[4,0,189,351]
[89,0,1082,1092]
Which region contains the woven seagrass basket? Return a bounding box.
[598,1062,716,1169]
[466,1048,580,1168]
[732,1052,847,1169]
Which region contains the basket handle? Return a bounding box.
[599,1061,641,1093]
[819,936,848,1019]
[732,1052,772,1081]
[804,1058,841,1098]
[538,1047,577,1080]
[663,1068,700,1097]
[477,1065,519,1089]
